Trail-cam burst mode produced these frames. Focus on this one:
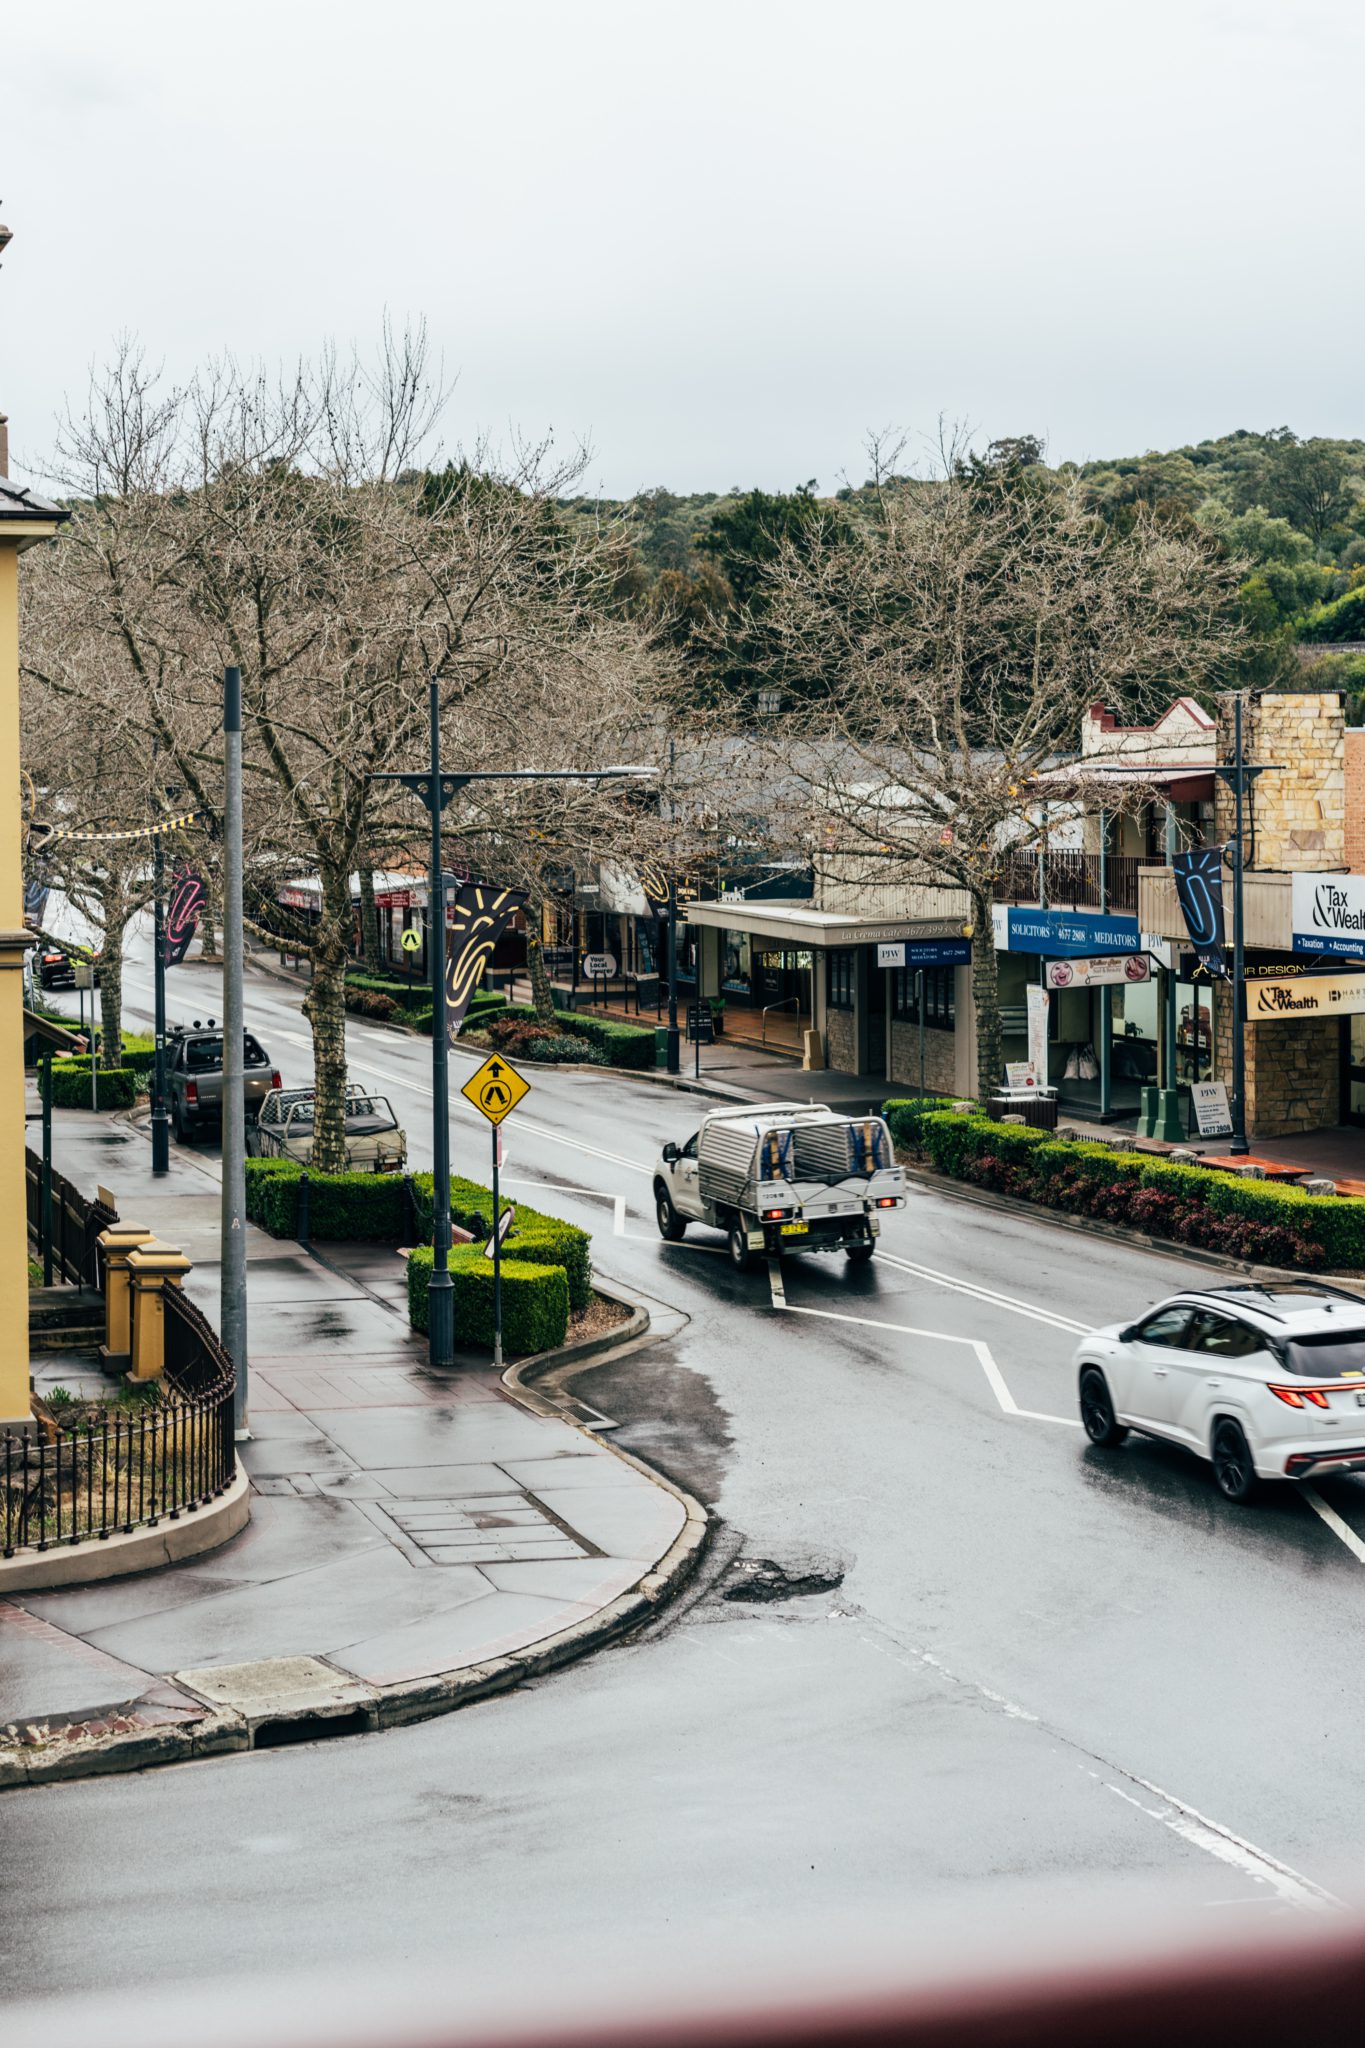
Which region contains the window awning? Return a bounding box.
[683,899,971,949]
[1035,765,1215,802]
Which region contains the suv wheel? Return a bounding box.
[655,1185,686,1242]
[1211,1419,1262,1505]
[727,1219,755,1273]
[1079,1367,1128,1448]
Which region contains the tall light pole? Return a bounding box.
[150,757,170,1176]
[1213,695,1281,1159]
[370,681,655,1370]
[221,666,249,1434]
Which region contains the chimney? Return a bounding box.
[0,414,8,478]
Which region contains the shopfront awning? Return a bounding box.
[683,899,971,949]
[1034,764,1216,802]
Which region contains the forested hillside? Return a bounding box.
[565,429,1365,713]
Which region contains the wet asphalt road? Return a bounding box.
[11,932,1365,2001]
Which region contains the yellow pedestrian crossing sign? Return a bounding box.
[461,1052,530,1126]
[400,927,422,953]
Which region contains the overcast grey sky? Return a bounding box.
[3,0,1359,497]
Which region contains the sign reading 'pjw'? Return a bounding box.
[1292,873,1365,960]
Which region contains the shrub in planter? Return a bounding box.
[41,1062,137,1110]
[411,1172,593,1309]
[407,1244,569,1353]
[525,1034,607,1065]
[344,987,399,1020]
[883,1098,959,1151]
[495,1005,654,1070]
[242,1157,408,1240]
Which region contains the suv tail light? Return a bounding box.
[271,1070,281,1090]
[185,1080,198,1105]
[1269,1384,1331,1409]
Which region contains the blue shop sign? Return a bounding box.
[994,906,1141,957]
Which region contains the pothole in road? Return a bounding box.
[722,1557,845,1603]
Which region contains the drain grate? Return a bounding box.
[252,1706,372,1749]
[378,1495,590,1564]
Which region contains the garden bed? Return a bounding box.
[885,1099,1365,1275]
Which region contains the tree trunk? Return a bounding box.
[358,865,382,975]
[303,861,353,1174]
[525,899,557,1025]
[97,916,125,1070]
[968,885,1001,1101]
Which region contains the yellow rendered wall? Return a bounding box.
[0,544,32,1421]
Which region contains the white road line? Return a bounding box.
[1102,1776,1343,1914]
[777,1300,1080,1427]
[876,1251,1092,1336]
[1302,1486,1365,1566]
[768,1258,787,1310]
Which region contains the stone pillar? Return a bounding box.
[127,1241,194,1383]
[98,1222,157,1370]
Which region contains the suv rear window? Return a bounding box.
[1283,1332,1365,1378]
[183,1033,268,1071]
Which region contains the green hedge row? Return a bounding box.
[884,1098,960,1151]
[406,1245,569,1355]
[410,1172,593,1311]
[403,990,508,1037]
[497,1005,654,1069]
[41,1063,138,1110]
[243,1157,409,1240]
[895,1107,1365,1272]
[37,1033,155,1076]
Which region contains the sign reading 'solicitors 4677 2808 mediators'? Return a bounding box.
[1292,873,1365,960]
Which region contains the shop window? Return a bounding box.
[892,965,956,1030]
[827,949,856,1010]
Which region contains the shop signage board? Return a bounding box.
[582,952,617,979]
[1292,873,1365,959]
[992,905,1141,958]
[1191,1080,1233,1138]
[1249,974,1365,1021]
[1045,954,1152,990]
[877,938,972,970]
[1004,1061,1039,1091]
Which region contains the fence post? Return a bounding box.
[127,1241,192,1382]
[40,1053,53,1286]
[297,1171,311,1248]
[98,1223,156,1370]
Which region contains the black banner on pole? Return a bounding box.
[164,861,207,967]
[444,882,529,1045]
[1171,846,1229,977]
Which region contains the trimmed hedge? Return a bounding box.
[492,1005,654,1069]
[411,1172,593,1311]
[406,1245,569,1355]
[243,1157,408,1240]
[884,1098,959,1151]
[41,1062,137,1110]
[40,1033,156,1076]
[403,989,508,1037]
[901,1108,1365,1271]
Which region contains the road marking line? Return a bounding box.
[614,1196,627,1238]
[1102,1776,1342,1914]
[776,1301,1079,1427]
[768,1259,787,1309]
[875,1252,1092,1335]
[1302,1485,1365,1566]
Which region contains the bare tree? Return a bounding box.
[750,443,1249,1090]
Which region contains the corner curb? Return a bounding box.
[0,1279,708,1792]
[899,1159,1365,1293]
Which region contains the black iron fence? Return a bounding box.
[24,1147,117,1290]
[994,850,1141,915]
[5,1239,236,1560]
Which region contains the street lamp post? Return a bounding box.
[665,874,681,1075]
[150,809,170,1176]
[370,683,655,1370]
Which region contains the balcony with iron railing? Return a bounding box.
[993,849,1141,915]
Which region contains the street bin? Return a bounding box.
[655,1027,671,1070]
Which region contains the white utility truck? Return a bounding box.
[653,1102,905,1271]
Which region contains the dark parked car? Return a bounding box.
[166,1020,280,1139]
[37,947,84,990]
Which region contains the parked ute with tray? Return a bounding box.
[250,1084,408,1173]
[654,1102,905,1271]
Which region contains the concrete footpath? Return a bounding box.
[1,1113,703,1787]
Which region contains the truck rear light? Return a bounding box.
[185,1080,198,1105]
[271,1070,282,1090]
[876,1196,897,1208]
[1270,1384,1331,1409]
[763,1208,786,1221]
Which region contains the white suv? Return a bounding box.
[1074,1283,1365,1503]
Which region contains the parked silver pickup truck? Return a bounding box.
[653,1102,905,1271]
[249,1085,408,1173]
[168,1022,279,1140]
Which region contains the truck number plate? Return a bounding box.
[780,1221,808,1236]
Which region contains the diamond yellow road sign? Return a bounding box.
[461,1052,531,1126]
